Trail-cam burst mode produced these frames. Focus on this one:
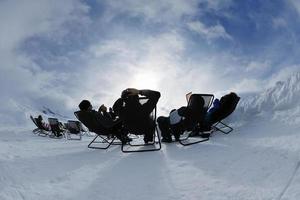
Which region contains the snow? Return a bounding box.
[1,72,300,200]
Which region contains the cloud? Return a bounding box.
[0,0,90,125]
[101,0,199,24]
[187,21,232,40]
[288,0,300,15]
[1,0,300,127]
[272,17,287,29]
[245,60,271,73]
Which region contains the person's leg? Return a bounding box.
[157,116,172,142]
[143,125,155,144]
[170,124,182,141]
[110,122,131,144]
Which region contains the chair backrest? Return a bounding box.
[74,111,109,135]
[188,94,214,112]
[30,115,39,127]
[34,116,48,130]
[118,97,157,135]
[67,120,81,134]
[211,95,240,124]
[48,118,63,133]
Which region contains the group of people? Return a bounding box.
[77,88,240,144]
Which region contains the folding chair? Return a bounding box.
[30,115,49,136]
[121,97,161,153]
[66,120,82,140]
[74,111,122,149]
[48,118,66,138]
[178,93,214,146]
[211,96,240,134]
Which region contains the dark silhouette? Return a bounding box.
[76,100,129,143]
[157,94,206,143]
[113,88,161,144]
[48,118,65,137]
[35,115,50,131]
[204,92,240,129]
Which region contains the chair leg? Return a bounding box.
[37,130,48,137]
[32,128,40,134]
[88,135,117,149]
[178,132,209,146]
[67,132,82,140]
[121,127,161,153]
[213,121,233,134]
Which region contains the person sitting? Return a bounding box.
[112,88,161,144]
[35,115,50,131]
[203,92,240,129]
[77,100,130,143]
[157,94,206,142]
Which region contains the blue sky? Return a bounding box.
[1,0,300,124]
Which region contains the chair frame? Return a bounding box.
[48,118,66,139]
[121,97,161,153]
[210,96,240,135]
[212,121,233,134]
[178,93,214,146]
[74,111,122,149]
[66,120,82,140]
[30,115,49,136]
[87,134,122,149]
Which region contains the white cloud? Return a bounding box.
[245,60,271,72]
[0,0,297,127]
[0,0,90,125]
[272,17,287,29]
[288,0,300,15]
[102,0,199,24]
[266,65,300,88]
[187,21,232,40]
[231,78,265,93]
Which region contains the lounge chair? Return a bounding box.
[30,115,49,136]
[66,120,82,140]
[48,118,66,138]
[120,97,161,153]
[74,111,122,149]
[179,93,214,146]
[210,95,240,134]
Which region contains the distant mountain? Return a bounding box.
[40,106,70,119]
[237,71,300,125]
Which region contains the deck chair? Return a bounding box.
[48,118,66,138]
[66,120,82,140]
[121,97,161,153]
[74,111,122,149]
[210,95,240,134]
[30,115,49,136]
[179,93,214,146]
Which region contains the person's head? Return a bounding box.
[79,100,92,111]
[188,95,205,111]
[121,89,139,106]
[37,115,43,121]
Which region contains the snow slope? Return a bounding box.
[1,72,300,200]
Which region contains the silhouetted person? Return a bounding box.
[35,115,50,131]
[77,100,129,143]
[113,88,161,144]
[157,94,206,142]
[204,92,240,128]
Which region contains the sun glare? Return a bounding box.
[130,70,160,90]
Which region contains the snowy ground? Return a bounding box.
[1,116,300,200]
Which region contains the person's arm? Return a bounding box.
[139,89,161,114]
[92,110,115,128]
[177,106,187,117]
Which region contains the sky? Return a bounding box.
[1,0,300,125]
